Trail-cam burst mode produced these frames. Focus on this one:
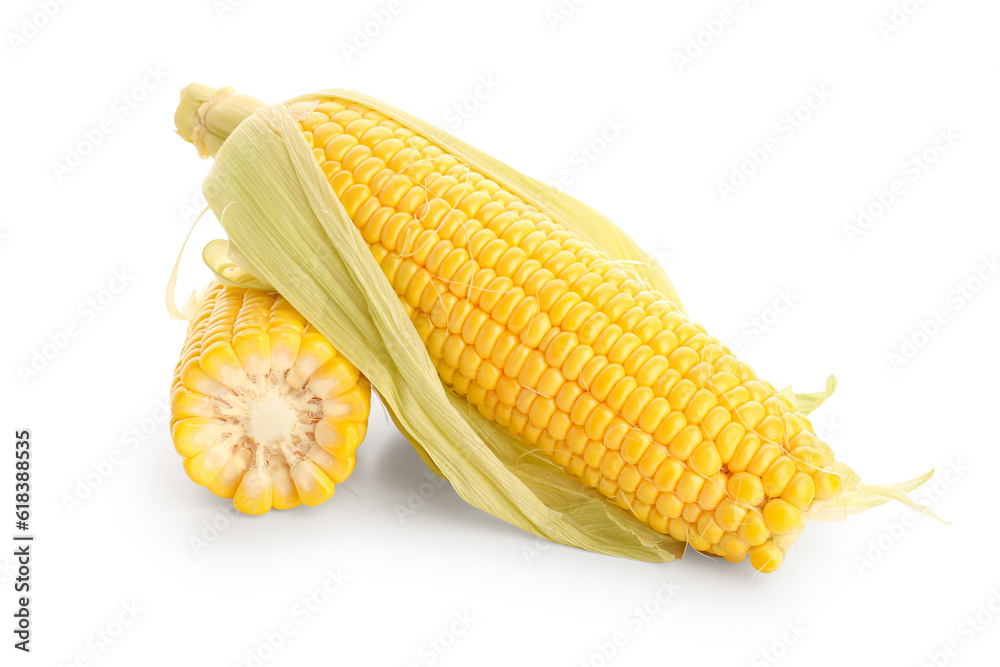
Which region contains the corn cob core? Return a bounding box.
[177,86,845,571]
[171,282,371,514]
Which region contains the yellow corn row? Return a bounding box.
[175,86,846,572]
[171,282,371,514]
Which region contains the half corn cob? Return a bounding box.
[174,84,931,571]
[171,281,371,514]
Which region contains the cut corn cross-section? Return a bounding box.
[171,282,371,514]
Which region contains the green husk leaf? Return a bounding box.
[201,102,684,562]
[808,463,944,522]
[793,375,838,416]
[202,238,274,290]
[778,375,838,416]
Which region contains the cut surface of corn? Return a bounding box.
[175,85,936,571]
[171,281,371,514]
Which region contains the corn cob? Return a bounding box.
[171,281,370,514]
[175,86,894,572]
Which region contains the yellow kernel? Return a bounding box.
[583,441,604,468]
[782,472,817,509]
[721,385,750,411]
[667,518,689,542]
[789,430,819,449]
[735,401,765,429]
[637,444,669,478]
[667,379,697,411]
[738,510,770,547]
[682,503,702,524]
[727,472,765,507]
[653,411,686,446]
[696,514,725,544]
[791,446,826,474]
[700,406,731,439]
[715,422,746,463]
[812,469,842,500]
[617,466,642,493]
[747,443,783,477]
[620,430,652,464]
[648,509,669,534]
[635,480,658,506]
[684,388,718,424]
[668,346,700,374]
[728,434,761,473]
[585,406,616,442]
[697,475,726,511]
[689,442,722,476]
[637,397,670,433]
[750,541,784,573]
[720,533,749,562]
[709,371,740,393]
[762,498,802,534]
[667,425,702,461]
[656,493,684,520]
[600,450,625,480]
[653,458,684,492]
[743,380,769,402]
[762,457,797,497]
[755,415,784,442]
[675,471,706,503]
[715,499,748,533]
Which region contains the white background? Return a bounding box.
[2,1,999,665]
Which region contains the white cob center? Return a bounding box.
[245,390,300,447]
[214,377,324,465]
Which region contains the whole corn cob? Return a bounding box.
[171,281,371,514]
[174,85,927,571]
